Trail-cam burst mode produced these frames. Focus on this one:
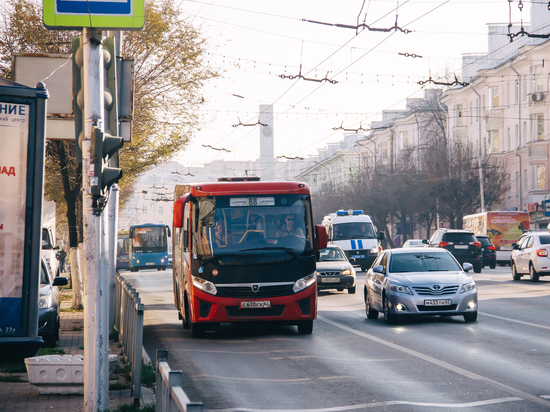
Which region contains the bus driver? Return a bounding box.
[276,214,304,238]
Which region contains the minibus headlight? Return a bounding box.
[293,273,316,293]
[192,276,217,295]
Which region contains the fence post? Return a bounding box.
[156,349,168,412]
[132,302,144,407]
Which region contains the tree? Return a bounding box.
[0,0,217,307]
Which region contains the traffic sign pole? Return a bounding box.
[81,27,109,412]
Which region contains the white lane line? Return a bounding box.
[206,397,522,412]
[480,312,550,330]
[318,315,550,408]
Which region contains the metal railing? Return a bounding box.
[115,272,144,407]
[156,349,203,412]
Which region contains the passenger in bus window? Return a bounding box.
[214,221,226,247]
[252,215,263,230]
[276,214,304,238]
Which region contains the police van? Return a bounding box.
[322,210,384,271]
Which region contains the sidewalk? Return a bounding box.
[0,293,153,411]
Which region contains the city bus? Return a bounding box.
[116,231,130,271]
[129,223,171,272]
[172,178,327,337]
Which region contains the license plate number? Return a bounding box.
[454,245,468,249]
[424,299,451,306]
[322,277,340,283]
[146,262,154,265]
[240,301,271,309]
[354,254,365,259]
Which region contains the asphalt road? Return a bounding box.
[124,266,550,412]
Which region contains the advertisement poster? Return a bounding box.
[0,101,29,333]
[487,212,530,251]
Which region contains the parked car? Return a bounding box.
[476,235,496,269]
[316,245,356,294]
[402,239,425,248]
[426,229,483,273]
[39,256,68,347]
[363,248,478,324]
[511,231,550,282]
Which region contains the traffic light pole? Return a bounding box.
[81,27,110,412]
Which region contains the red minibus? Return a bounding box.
[172,178,326,337]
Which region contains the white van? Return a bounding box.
[322,210,384,271]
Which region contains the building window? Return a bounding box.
[515,124,519,148]
[515,79,519,104]
[507,82,510,107]
[537,114,544,140]
[476,98,479,122]
[534,165,545,189]
[489,87,499,108]
[489,130,499,152]
[143,206,148,215]
[507,127,511,151]
[536,65,544,92]
[469,102,473,124]
[159,206,164,215]
[523,169,527,193]
[516,171,520,196]
[456,104,463,126]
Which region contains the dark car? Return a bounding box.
[39,256,68,347]
[316,245,356,294]
[426,229,483,273]
[476,235,496,269]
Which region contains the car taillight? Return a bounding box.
[439,241,451,247]
[471,241,481,248]
[537,249,548,257]
[487,245,495,250]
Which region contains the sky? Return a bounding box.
[175,0,532,170]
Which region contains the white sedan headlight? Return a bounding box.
[388,283,413,295]
[460,282,476,293]
[39,295,53,309]
[192,276,217,295]
[293,273,316,293]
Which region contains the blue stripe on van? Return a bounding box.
[358,240,363,249]
[350,240,356,249]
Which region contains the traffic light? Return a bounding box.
[90,126,123,215]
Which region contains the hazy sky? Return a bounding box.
[176,0,530,170]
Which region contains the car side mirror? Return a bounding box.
[462,262,473,272]
[422,239,428,244]
[512,243,518,250]
[372,265,384,274]
[53,277,68,286]
[378,232,385,241]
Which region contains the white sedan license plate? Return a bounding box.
[240,300,271,309]
[424,299,451,306]
[322,277,340,283]
[454,245,468,249]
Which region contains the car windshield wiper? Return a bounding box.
[241,246,302,259]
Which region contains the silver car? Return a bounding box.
[364,248,478,324]
[511,231,550,282]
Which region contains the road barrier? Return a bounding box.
[156,349,203,412]
[115,272,144,407]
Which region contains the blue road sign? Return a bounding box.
[43,0,144,30]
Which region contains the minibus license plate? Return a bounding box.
[240,301,271,309]
[424,299,451,306]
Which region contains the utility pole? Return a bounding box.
[81,28,109,412]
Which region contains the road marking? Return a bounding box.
[480,312,550,330]
[318,315,550,408]
[195,375,311,383]
[206,397,522,412]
